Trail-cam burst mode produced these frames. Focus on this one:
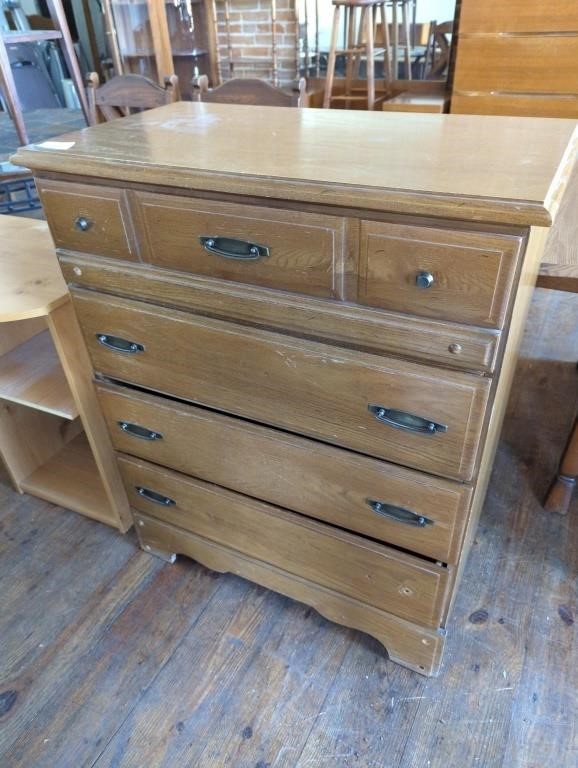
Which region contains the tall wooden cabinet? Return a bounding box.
[102,0,219,95]
[451,0,578,117]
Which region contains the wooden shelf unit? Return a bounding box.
[0,330,78,420]
[20,432,115,527]
[0,216,131,532]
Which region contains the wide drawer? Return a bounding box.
[37,179,135,260]
[98,382,473,563]
[74,290,490,480]
[458,0,578,35]
[359,221,523,327]
[451,92,578,119]
[132,191,351,299]
[119,454,451,628]
[454,36,578,95]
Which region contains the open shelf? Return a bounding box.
[0,330,78,419]
[20,432,116,526]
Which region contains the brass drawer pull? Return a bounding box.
[118,421,163,441]
[74,215,92,232]
[96,334,144,354]
[199,236,269,261]
[368,405,448,435]
[415,270,435,289]
[136,486,175,506]
[367,499,433,527]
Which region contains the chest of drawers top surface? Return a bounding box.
[13,102,578,226]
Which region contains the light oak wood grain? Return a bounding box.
[132,190,352,299]
[73,290,491,481]
[20,432,117,526]
[359,221,524,327]
[13,103,578,226]
[458,0,578,34]
[98,382,473,563]
[36,179,137,261]
[451,92,578,120]
[46,301,132,531]
[0,216,67,322]
[58,252,502,374]
[0,331,77,419]
[121,454,452,629]
[0,401,81,489]
[454,35,578,95]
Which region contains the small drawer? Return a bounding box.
[37,179,135,260]
[359,221,524,327]
[132,191,350,299]
[119,454,451,628]
[74,290,490,481]
[97,382,473,563]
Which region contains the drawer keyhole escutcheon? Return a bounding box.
[74,215,92,232]
[366,499,433,527]
[368,405,448,435]
[96,334,145,354]
[136,487,175,506]
[118,421,163,441]
[200,236,270,261]
[415,270,434,289]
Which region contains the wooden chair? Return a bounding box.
[195,75,306,107]
[426,20,453,79]
[86,73,180,125]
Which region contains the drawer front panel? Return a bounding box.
[59,253,501,374]
[74,291,490,480]
[458,0,578,34]
[98,383,472,563]
[133,192,350,299]
[451,92,578,119]
[37,179,135,260]
[359,221,523,327]
[454,37,578,95]
[119,455,451,627]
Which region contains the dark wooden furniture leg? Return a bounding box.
[0,34,28,145]
[545,418,578,515]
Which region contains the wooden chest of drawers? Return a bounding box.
[15,103,578,675]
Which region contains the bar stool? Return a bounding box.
[323,0,391,111]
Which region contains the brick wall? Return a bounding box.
[214,0,298,87]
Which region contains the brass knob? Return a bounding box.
[415,271,434,289]
[74,216,91,232]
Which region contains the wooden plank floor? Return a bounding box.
[0,287,577,768]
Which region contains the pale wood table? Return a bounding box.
[0,215,130,530]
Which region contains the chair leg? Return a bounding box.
[46,0,90,121]
[344,6,356,98]
[323,4,341,108]
[365,4,375,110]
[402,0,411,79]
[545,419,578,515]
[380,2,392,89]
[0,35,28,145]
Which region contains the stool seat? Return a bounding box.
[332,0,385,7]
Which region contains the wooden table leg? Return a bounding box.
[545,419,578,515]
